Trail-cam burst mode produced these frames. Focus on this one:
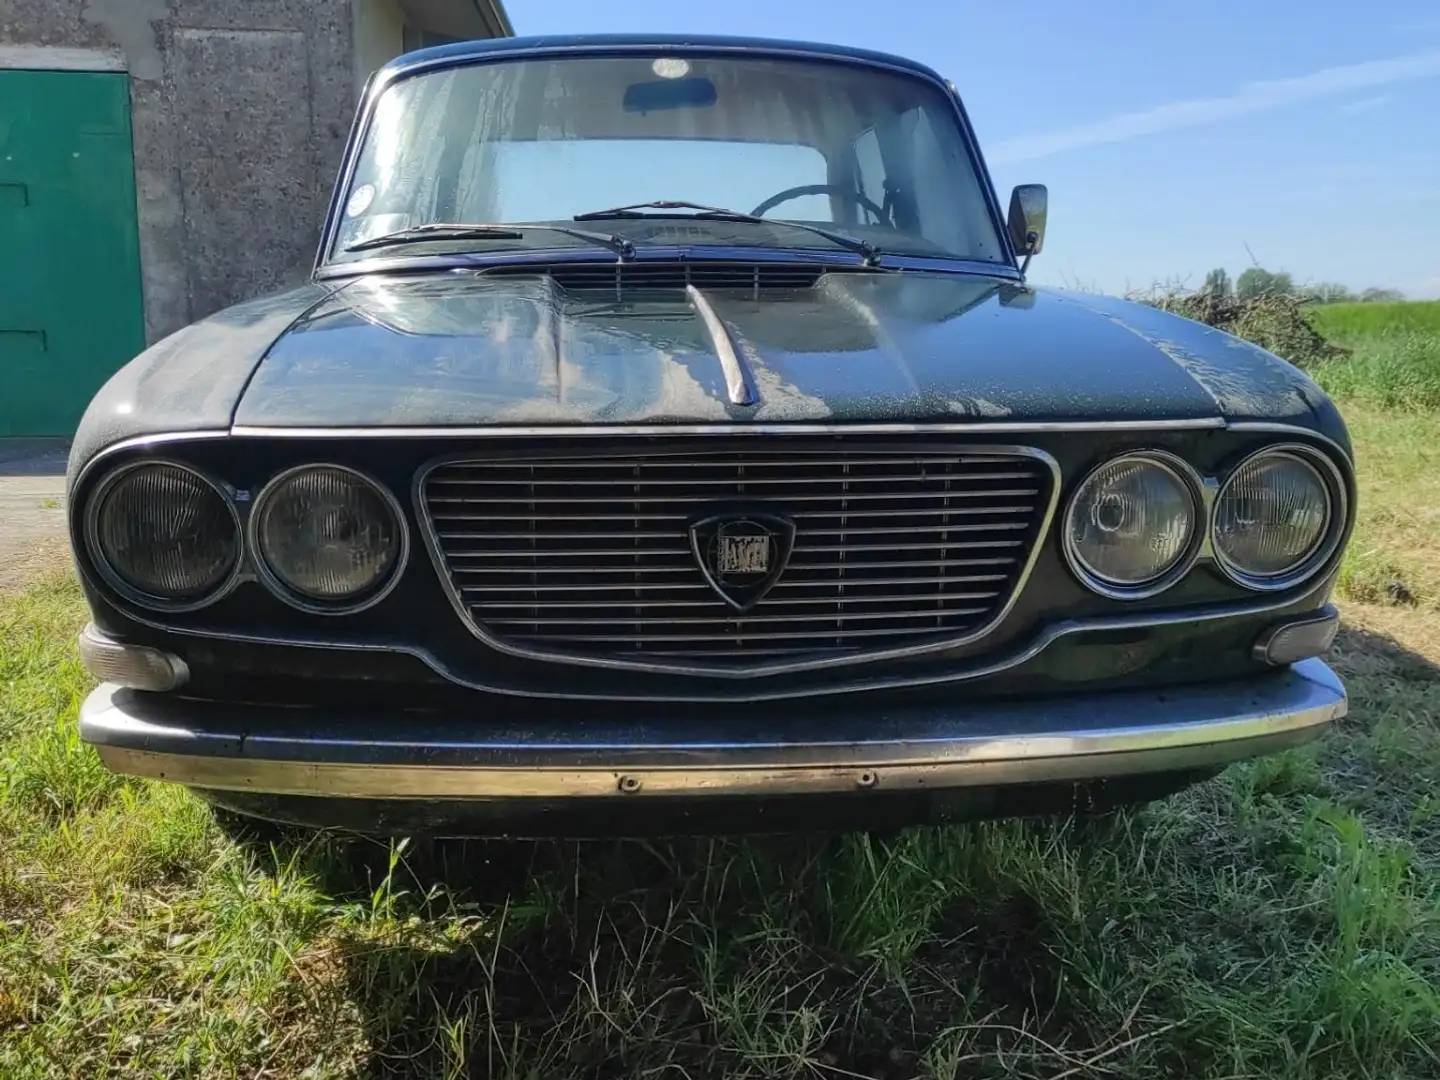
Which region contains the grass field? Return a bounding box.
[3,307,1439,1078]
[1308,300,1440,412]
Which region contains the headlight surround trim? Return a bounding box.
[248,462,410,615]
[83,459,244,612]
[1211,444,1346,592]
[1062,450,1206,600]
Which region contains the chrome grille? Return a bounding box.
[422,442,1056,666]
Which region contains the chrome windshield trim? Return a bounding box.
[411,443,1063,679]
[83,657,1346,800]
[312,247,1023,283]
[230,418,1228,439]
[315,42,1020,273]
[686,284,756,406]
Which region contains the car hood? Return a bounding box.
[230,269,1328,428]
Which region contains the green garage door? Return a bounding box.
[0,69,145,436]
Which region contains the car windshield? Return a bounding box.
[329,53,1008,265]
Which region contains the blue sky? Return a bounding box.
[504,0,1440,299]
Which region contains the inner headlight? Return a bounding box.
[1065,453,1199,597]
[88,462,239,608]
[1213,448,1335,589]
[252,465,405,611]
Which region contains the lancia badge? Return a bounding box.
[689,512,795,611]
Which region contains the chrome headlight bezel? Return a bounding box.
[1210,444,1346,593]
[248,463,409,615]
[1062,450,1205,600]
[83,459,244,612]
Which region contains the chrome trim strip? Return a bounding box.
[231,418,1228,439]
[80,429,234,461]
[313,247,1024,284]
[686,284,757,406]
[246,463,412,616]
[69,430,235,501]
[82,658,1346,799]
[95,587,1341,703]
[1224,421,1354,463]
[82,459,246,614]
[1061,450,1209,602]
[1210,444,1349,594]
[413,443,1063,679]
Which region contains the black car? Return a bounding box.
[68,34,1352,837]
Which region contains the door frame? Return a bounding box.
[0,49,145,436]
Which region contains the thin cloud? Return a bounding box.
[1338,95,1391,115]
[988,49,1440,164]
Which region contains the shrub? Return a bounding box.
[1152,291,1348,370]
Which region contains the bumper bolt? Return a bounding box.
[617,774,642,794]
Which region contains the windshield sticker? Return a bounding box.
[345,183,376,217]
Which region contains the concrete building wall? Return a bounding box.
[1,0,509,345]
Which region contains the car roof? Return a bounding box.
[378,33,948,85]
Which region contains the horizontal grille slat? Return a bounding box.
[438,515,1034,528]
[439,533,1026,548]
[429,491,1040,506]
[429,469,1040,485]
[455,563,1015,584]
[469,606,998,625]
[469,596,1002,613]
[464,578,1009,599]
[422,440,1054,665]
[536,624,993,644]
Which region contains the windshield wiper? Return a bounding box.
[573,200,882,266]
[345,221,635,259]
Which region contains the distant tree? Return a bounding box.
[1300,282,1354,304]
[1236,267,1294,299]
[1359,287,1404,303]
[1202,268,1232,297]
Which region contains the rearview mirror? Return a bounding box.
[1007,184,1047,258]
[623,76,718,114]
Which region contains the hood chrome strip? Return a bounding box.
[685,284,757,407]
[229,417,1228,438]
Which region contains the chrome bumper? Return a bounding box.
[80,659,1347,800]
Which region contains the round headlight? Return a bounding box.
[1213,449,1335,589]
[252,465,406,611]
[1065,453,1199,597]
[88,462,240,608]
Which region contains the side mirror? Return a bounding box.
[1007,184,1047,259]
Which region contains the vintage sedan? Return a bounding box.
[69,34,1352,837]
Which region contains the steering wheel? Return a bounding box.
[750,184,890,225]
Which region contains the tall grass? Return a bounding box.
[1310,299,1440,339]
[1310,329,1440,411]
[1303,300,1440,411]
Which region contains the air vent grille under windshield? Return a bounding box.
[479,261,850,296]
